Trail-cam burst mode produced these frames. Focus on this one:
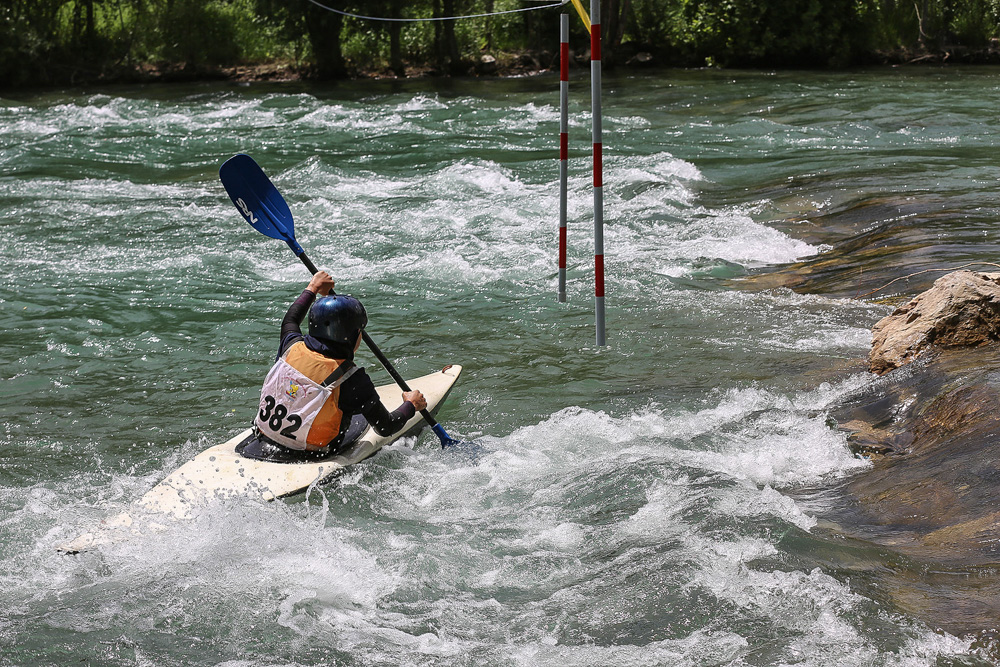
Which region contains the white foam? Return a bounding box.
[619,478,703,540]
[654,207,821,266]
[295,105,421,135]
[509,629,749,666]
[716,484,819,531]
[492,101,560,131]
[688,288,883,358]
[4,94,833,292]
[4,84,981,666]
[395,94,449,112]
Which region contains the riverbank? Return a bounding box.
[103,43,1000,86]
[875,39,1000,65]
[49,48,590,88]
[8,40,1000,92]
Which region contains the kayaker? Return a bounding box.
[243,270,427,461]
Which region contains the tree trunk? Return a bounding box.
[602,0,630,63]
[615,0,630,48]
[484,0,494,52]
[387,2,406,77]
[305,6,345,78]
[915,0,933,47]
[442,0,462,74]
[432,0,445,71]
[389,21,403,75]
[86,0,95,44]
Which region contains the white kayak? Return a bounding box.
[59,364,462,553]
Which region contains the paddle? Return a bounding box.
[219,153,461,448]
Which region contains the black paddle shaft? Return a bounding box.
[295,251,443,428]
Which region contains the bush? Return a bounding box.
[663,0,877,68]
[948,0,1000,46]
[153,0,240,66]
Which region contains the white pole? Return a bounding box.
[558,13,569,303]
[590,0,606,345]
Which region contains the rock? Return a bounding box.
[869,270,1000,375]
[826,344,1000,637]
[517,53,540,70]
[477,54,498,75]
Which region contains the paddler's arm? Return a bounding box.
[354,377,428,436]
[278,271,335,351]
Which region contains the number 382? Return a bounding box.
[259,395,303,439]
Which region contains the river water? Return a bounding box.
[3,67,1000,665]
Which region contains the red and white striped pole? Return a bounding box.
[558,13,569,303]
[590,0,606,345]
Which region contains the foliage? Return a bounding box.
[657,0,879,67]
[872,0,1000,50]
[2,0,1000,88]
[946,0,1000,46]
[1,0,68,86]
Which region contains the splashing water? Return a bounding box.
[5,69,1000,665]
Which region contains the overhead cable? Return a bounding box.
[303,0,569,22]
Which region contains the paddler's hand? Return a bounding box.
[307,271,335,296]
[403,390,427,412]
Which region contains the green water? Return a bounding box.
[3,67,1000,665]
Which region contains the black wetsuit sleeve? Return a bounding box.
[277,289,316,356]
[346,370,417,436]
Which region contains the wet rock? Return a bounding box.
[869,270,1000,375]
[825,346,1000,635]
[627,52,654,66]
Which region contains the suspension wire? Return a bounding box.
[303,0,569,22]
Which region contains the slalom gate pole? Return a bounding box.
[590,0,606,346]
[558,13,569,303]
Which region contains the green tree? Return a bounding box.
[5,0,1000,89]
[664,0,877,67]
[0,0,68,86]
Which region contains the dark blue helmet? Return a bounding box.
[308,295,368,344]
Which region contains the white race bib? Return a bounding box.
[254,356,332,450]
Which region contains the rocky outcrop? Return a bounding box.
[868,270,1000,375]
[828,345,1000,637]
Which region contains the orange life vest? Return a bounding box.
[254,340,358,451]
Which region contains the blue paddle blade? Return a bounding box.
[219,154,304,255]
[431,423,463,448]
